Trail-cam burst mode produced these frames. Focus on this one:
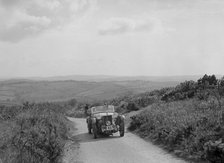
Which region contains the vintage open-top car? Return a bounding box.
[86,105,125,139]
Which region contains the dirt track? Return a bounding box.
[63,117,186,163]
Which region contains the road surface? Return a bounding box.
[63,117,186,163]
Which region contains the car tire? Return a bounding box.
[92,124,97,139]
[88,126,92,134]
[87,118,92,134]
[119,122,125,137]
[88,121,92,134]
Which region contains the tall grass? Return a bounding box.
[0,102,70,163]
[129,98,224,161]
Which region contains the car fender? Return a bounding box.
[116,115,125,125]
[91,117,97,124]
[120,115,125,120]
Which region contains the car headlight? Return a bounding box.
[99,119,103,124]
[91,117,96,123]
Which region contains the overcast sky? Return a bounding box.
[0,0,224,78]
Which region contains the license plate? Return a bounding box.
[106,126,113,130]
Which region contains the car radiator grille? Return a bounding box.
[102,115,112,126]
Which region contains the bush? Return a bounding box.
[128,99,224,161]
[115,101,140,113]
[67,109,85,118]
[126,102,139,112]
[0,102,69,163]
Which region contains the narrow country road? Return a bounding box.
[64,117,187,163]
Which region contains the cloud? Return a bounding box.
[0,0,97,42]
[98,17,159,35]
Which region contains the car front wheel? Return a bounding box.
[119,122,125,137]
[92,124,98,139]
[88,126,92,134]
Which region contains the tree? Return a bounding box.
[198,74,218,88]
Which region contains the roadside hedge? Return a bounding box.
[0,102,70,163]
[129,98,224,162]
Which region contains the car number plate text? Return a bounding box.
[106,126,113,130]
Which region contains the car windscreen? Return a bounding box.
[91,105,114,114]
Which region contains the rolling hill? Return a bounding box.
[0,79,179,104]
[2,74,220,82]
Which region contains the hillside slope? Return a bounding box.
[0,80,178,103]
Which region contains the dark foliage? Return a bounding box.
[161,74,224,102]
[0,102,70,163]
[128,99,224,161]
[128,74,224,162]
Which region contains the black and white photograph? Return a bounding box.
[0,0,224,162]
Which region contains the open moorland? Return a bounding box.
[0,78,179,104]
[1,74,224,163]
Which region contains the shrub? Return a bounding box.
[128,99,224,161]
[126,102,139,112]
[0,102,69,163]
[204,139,224,163]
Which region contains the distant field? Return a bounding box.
[0,79,178,103]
